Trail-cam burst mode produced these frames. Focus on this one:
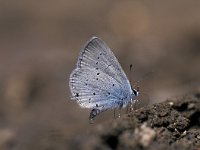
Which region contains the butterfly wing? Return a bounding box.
[77,37,129,85]
[69,37,133,118]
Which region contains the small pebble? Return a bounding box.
[187,103,195,109]
[168,101,174,106]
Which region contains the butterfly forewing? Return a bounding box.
[69,37,133,112]
[77,37,129,85]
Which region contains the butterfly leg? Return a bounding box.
[113,108,116,119]
[126,105,130,113]
[118,108,122,118]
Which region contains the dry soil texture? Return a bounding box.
[71,90,200,150]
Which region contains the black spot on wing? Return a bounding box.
[75,93,79,97]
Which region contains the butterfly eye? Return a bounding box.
[133,89,139,96]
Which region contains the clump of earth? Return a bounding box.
[70,89,200,150]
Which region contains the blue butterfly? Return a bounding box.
[69,37,139,119]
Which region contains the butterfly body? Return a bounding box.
[69,37,139,119]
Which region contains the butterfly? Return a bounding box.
[69,37,139,119]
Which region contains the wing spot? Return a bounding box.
[118,101,123,108]
[96,104,98,107]
[96,78,98,80]
[108,92,110,95]
[96,62,98,65]
[97,57,100,59]
[100,53,102,55]
[97,73,100,75]
[75,93,79,97]
[89,98,91,103]
[112,84,115,86]
[93,92,96,95]
[85,83,88,86]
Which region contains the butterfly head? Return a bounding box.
[132,86,139,97]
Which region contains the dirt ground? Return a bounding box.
[0,1,200,150]
[70,89,200,150]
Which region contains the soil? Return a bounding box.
[70,90,200,150]
[0,2,200,150]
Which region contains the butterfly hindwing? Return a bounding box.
[70,67,127,109]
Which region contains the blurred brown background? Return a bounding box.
[0,1,200,149]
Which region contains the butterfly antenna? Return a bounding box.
[129,64,140,91]
[129,64,133,87]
